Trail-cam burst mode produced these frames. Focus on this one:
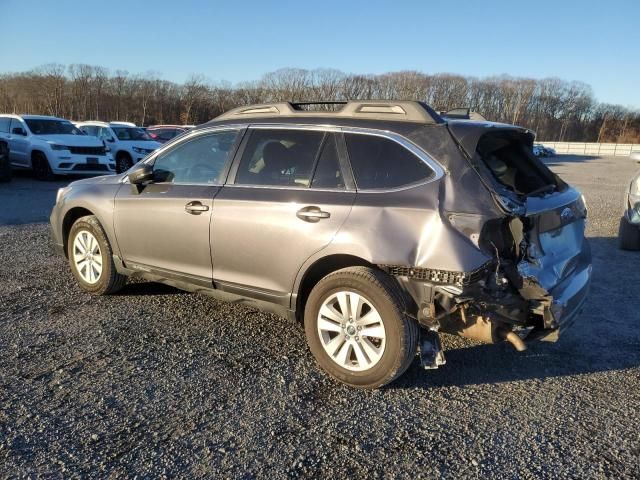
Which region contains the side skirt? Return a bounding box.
[112,255,296,322]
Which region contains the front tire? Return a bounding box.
[304,267,419,389]
[67,215,127,295]
[32,152,53,181]
[116,152,133,174]
[0,142,11,182]
[618,215,640,250]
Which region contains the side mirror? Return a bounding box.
[11,127,26,136]
[630,151,640,164]
[128,163,154,185]
[106,137,115,143]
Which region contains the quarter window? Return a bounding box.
[0,117,10,133]
[152,130,239,184]
[235,129,325,187]
[345,133,434,190]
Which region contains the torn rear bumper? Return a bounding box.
[529,260,591,342]
[396,239,592,344]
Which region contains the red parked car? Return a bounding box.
[146,125,194,144]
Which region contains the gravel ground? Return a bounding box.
[1,157,639,478]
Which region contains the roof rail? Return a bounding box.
[213,100,443,124]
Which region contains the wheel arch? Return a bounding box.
[115,149,131,159]
[30,148,47,167]
[62,207,98,257]
[294,253,374,321]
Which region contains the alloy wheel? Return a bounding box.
[72,230,103,284]
[317,291,386,371]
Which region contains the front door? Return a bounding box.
[212,127,355,301]
[113,129,242,283]
[8,119,29,167]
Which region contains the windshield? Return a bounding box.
[112,127,152,141]
[25,119,84,136]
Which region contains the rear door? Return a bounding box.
[113,128,242,284]
[211,126,355,302]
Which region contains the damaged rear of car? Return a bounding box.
[400,120,591,363]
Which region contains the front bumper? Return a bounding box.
[51,153,116,175]
[49,204,65,256]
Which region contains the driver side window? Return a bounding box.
[153,130,239,184]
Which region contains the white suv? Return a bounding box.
[77,121,161,173]
[0,114,114,180]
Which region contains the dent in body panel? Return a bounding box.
[320,181,492,279]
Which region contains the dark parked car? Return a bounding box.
[0,141,10,181]
[50,101,592,388]
[147,125,194,144]
[618,152,640,250]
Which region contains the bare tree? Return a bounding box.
[0,63,638,142]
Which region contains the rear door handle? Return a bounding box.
[185,201,209,215]
[296,206,331,222]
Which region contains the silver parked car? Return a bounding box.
[618,152,640,250]
[50,101,592,388]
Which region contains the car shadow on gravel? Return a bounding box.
[392,236,640,390]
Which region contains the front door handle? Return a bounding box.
[185,201,209,215]
[296,206,331,222]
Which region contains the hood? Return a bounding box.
[34,134,104,147]
[70,173,125,187]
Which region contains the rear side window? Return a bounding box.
[345,133,434,190]
[0,117,10,133]
[235,129,325,188]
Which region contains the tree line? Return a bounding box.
[0,64,638,143]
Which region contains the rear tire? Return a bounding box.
[68,215,127,295]
[0,142,11,182]
[32,151,53,181]
[618,215,640,250]
[304,266,418,389]
[116,152,133,174]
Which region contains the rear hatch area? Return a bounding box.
[449,123,591,335]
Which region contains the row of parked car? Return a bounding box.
[533,143,557,157]
[0,114,193,180]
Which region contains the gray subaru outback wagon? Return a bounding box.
[50,101,592,388]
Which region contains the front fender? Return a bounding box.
[52,180,122,257]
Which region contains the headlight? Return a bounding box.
[50,144,69,151]
[56,186,72,204]
[578,194,588,217]
[630,176,640,196]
